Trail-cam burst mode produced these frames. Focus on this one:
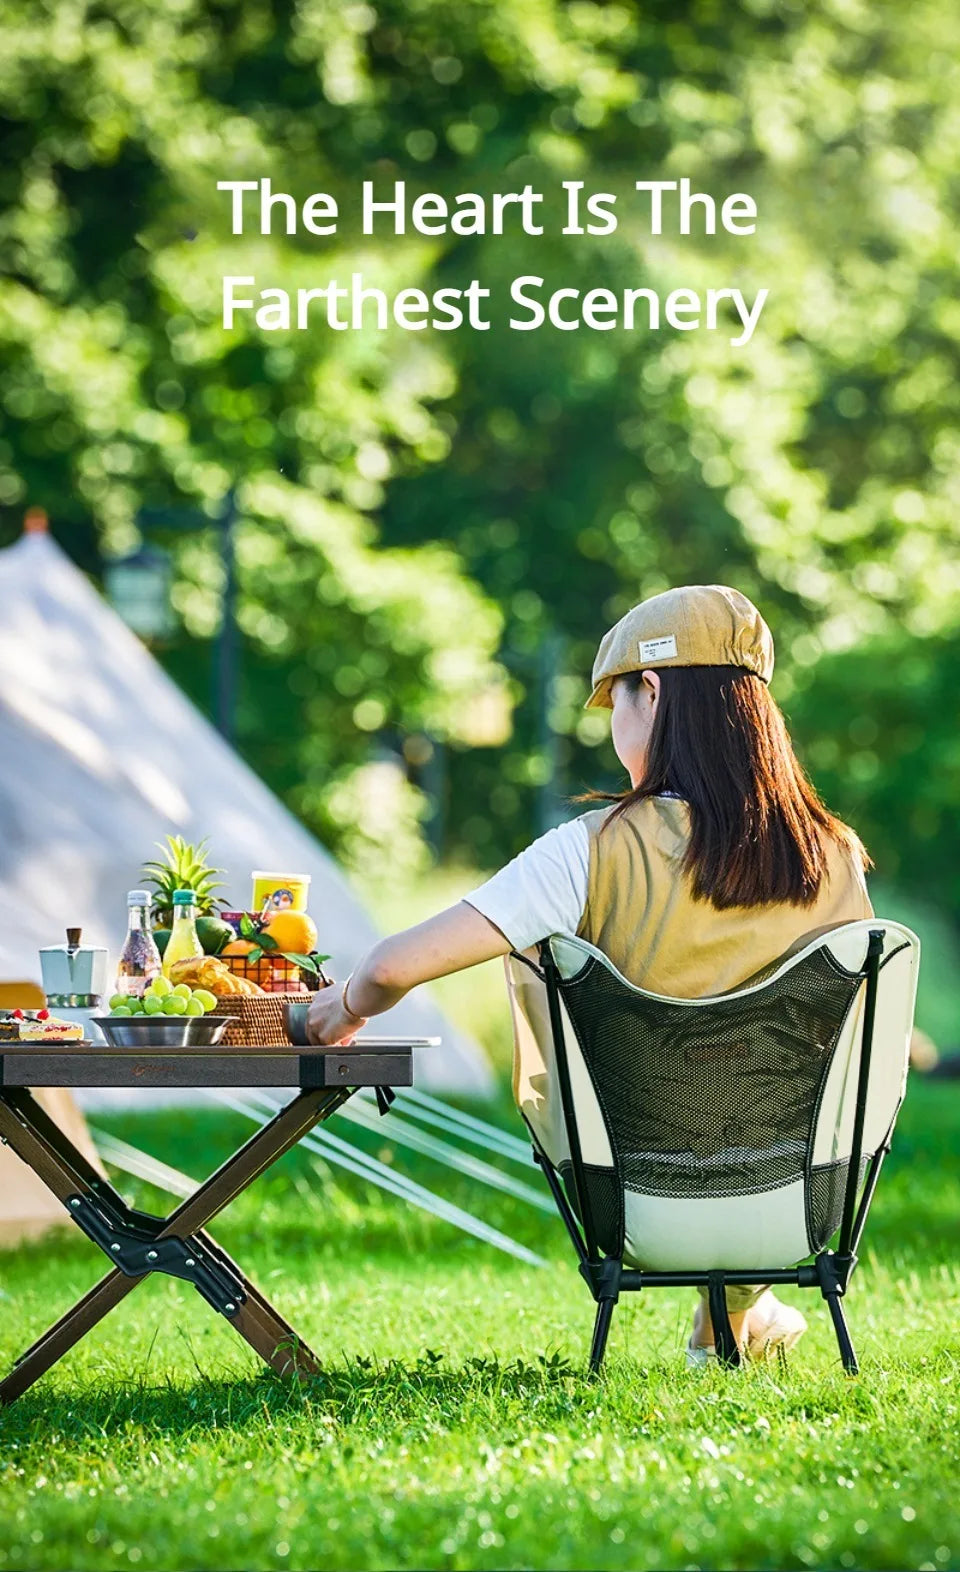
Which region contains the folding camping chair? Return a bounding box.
[505,920,920,1373]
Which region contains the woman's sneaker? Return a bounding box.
[745,1291,807,1361]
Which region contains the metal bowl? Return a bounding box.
[93,1015,237,1049]
[282,999,312,1047]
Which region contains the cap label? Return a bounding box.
[639,635,677,661]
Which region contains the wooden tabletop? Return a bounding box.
[0,1042,423,1089]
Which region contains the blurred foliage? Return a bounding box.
[1,0,959,922]
[787,633,960,925]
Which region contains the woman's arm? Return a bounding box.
[306,815,592,1045]
[305,901,511,1045]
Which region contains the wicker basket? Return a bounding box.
[209,991,315,1048]
[220,952,309,994]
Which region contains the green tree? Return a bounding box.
[1,0,958,924]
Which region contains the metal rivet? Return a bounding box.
[70,1198,81,1208]
[111,1243,121,1253]
[185,1258,195,1268]
[146,1250,158,1261]
[224,1302,236,1313]
[338,1064,349,1075]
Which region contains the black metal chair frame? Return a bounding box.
[526,929,891,1374]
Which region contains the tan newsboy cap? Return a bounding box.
[586,584,774,709]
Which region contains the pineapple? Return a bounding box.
[142,836,226,928]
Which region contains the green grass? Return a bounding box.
[0,1077,958,1572]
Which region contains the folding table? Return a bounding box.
[0,1037,430,1404]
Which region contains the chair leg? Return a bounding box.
[588,1297,616,1375]
[707,1275,741,1369]
[824,1292,859,1375]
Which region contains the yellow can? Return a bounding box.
[251,871,311,915]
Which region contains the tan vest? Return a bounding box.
[576,797,873,998]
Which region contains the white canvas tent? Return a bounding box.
[0,529,492,1095]
[0,1090,103,1245]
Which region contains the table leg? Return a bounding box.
[0,1271,134,1404]
[0,1087,350,1402]
[185,1225,323,1378]
[0,1092,104,1207]
[0,1251,319,1404]
[3,1086,109,1192]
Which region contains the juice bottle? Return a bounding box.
[162,889,204,977]
[116,890,163,997]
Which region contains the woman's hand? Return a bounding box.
[305,981,368,1046]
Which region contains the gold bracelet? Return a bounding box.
[340,974,365,1024]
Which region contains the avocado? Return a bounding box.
[196,916,235,955]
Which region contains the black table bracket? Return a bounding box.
[64,1193,247,1317]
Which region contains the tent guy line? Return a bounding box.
[90,1103,548,1269]
[390,1088,534,1165]
[213,1091,548,1267]
[320,1094,553,1212]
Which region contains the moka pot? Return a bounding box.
[38,928,109,1042]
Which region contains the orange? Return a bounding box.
[263,911,318,956]
[221,939,258,957]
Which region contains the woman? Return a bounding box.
[307,584,872,1363]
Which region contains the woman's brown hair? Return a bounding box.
[600,666,869,909]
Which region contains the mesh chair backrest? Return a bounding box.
[506,946,620,1250]
[505,921,919,1269]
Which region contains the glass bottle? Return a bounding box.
[115,890,162,997]
[162,889,204,977]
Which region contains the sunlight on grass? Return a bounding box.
[0,1076,958,1571]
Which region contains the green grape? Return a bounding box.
[192,990,217,1013]
[109,992,128,1011]
[184,997,205,1017]
[127,1000,145,1014]
[143,996,164,1015]
[111,1006,133,1017]
[172,983,192,999]
[161,996,188,1016]
[149,975,174,998]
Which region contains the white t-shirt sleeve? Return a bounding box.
[462,816,591,952]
